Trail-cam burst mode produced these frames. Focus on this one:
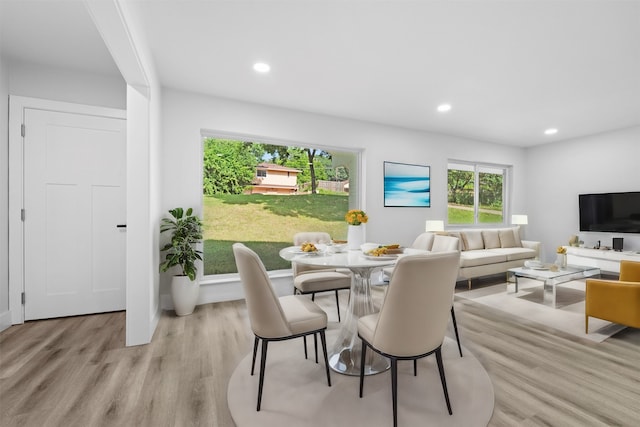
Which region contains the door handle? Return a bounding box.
[116,224,127,228]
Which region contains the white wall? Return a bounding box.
[8,60,125,109]
[85,0,164,346]
[0,49,10,331]
[161,88,529,294]
[525,126,640,262]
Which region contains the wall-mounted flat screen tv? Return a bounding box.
[579,191,640,233]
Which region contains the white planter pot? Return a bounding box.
[347,224,365,250]
[171,275,199,316]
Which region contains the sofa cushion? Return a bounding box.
[511,226,523,247]
[431,234,459,252]
[499,228,517,248]
[459,250,507,268]
[482,230,501,249]
[486,247,536,261]
[461,231,484,251]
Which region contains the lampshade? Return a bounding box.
[425,220,445,232]
[511,214,528,225]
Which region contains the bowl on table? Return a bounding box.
[360,243,381,254]
[330,243,347,253]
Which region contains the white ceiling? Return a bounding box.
[2,0,639,147]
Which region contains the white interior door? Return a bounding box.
[24,108,126,320]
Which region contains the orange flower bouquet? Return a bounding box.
[345,209,368,226]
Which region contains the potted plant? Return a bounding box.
[160,207,203,316]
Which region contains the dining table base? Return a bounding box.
[328,266,391,376]
[329,343,390,376]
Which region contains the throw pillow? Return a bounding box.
[482,230,501,249]
[461,231,484,250]
[499,229,516,248]
[432,235,459,252]
[447,231,464,250]
[512,226,523,247]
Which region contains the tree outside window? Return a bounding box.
[448,162,506,225]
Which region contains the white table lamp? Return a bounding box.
[425,220,445,232]
[511,215,528,225]
[511,214,528,240]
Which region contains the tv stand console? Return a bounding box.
[566,247,640,274]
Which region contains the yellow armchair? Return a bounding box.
[585,260,640,333]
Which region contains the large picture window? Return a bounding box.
[202,136,358,275]
[447,161,507,225]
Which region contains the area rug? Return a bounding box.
[456,279,626,343]
[227,329,494,427]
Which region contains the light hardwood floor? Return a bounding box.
[1,279,639,426]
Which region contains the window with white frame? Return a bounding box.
[447,161,508,225]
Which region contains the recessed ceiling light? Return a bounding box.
[544,128,558,135]
[253,62,270,73]
[437,104,452,113]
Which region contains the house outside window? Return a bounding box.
[447,161,508,225]
[251,163,300,195]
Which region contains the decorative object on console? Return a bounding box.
[383,161,430,207]
[613,237,624,252]
[568,235,579,247]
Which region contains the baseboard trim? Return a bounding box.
[0,310,12,333]
[160,269,294,311]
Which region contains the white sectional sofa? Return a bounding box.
[448,227,540,289]
[384,228,540,289]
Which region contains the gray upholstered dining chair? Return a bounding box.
[292,232,352,322]
[383,233,464,357]
[358,250,461,427]
[232,243,331,411]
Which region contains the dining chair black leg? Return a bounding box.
[314,333,319,363]
[435,347,453,415]
[303,335,308,359]
[451,306,463,357]
[251,336,259,375]
[413,359,417,376]
[257,339,269,411]
[311,292,316,301]
[359,340,367,397]
[319,330,331,386]
[335,289,341,322]
[391,357,398,427]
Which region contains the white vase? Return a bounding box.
[171,275,199,316]
[555,254,567,269]
[347,225,364,250]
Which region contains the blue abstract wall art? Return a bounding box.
[384,161,430,207]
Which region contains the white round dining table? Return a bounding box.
[279,247,422,376]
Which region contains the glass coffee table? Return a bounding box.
[508,264,601,308]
